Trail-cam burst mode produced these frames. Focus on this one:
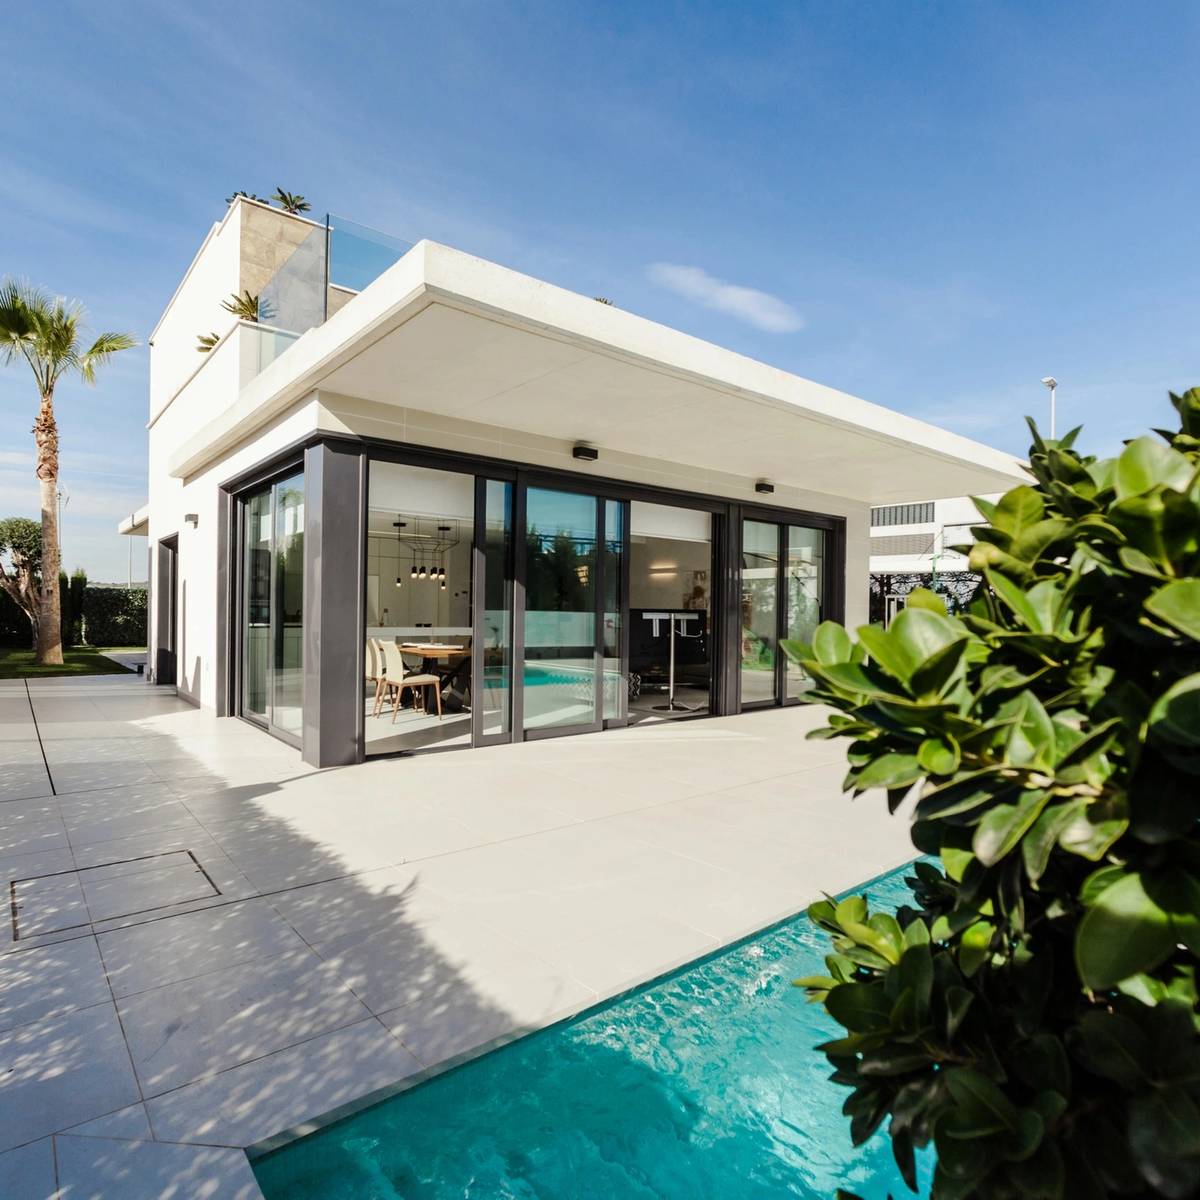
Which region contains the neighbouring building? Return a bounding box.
[867,495,1000,623]
[120,197,1024,767]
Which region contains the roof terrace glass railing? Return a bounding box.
[328,214,411,295]
[249,212,413,384]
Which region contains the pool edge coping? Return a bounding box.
[244,850,922,1164]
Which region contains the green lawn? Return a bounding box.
[0,646,144,679]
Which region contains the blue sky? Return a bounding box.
[2,1,1198,579]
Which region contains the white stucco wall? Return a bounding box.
[149,206,244,420]
[147,392,321,708]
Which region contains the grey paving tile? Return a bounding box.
[53,1133,264,1199]
[81,856,218,923]
[62,1102,152,1141]
[116,948,373,1095]
[0,1003,141,1152]
[145,1018,422,1148]
[0,1136,55,1200]
[99,899,308,998]
[11,870,90,941]
[0,936,110,1033]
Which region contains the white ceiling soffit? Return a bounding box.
[171,241,1026,502]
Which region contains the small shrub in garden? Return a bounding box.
[787,390,1200,1199]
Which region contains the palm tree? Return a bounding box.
[272,188,311,215]
[0,281,135,664]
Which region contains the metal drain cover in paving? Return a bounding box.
[11,850,220,940]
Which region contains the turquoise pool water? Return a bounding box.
[254,863,926,1199]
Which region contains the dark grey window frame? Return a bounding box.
[219,452,306,752]
[217,430,846,767]
[732,503,845,713]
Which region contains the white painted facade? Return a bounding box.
[131,198,1026,758]
[868,493,1003,576]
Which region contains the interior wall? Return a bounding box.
[629,536,711,610]
[366,532,472,630]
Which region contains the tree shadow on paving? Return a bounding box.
[0,676,536,1155]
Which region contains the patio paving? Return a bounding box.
[0,674,915,1198]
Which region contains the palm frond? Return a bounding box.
[272,187,311,215]
[79,331,137,383]
[220,291,261,322]
[0,276,134,391]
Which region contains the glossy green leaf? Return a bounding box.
[1149,674,1200,747]
[990,485,1045,541]
[1145,579,1200,639]
[973,789,1050,867]
[1114,435,1193,498]
[918,736,960,775]
[1070,1010,1150,1087]
[1075,872,1175,989]
[852,752,923,792]
[812,621,853,664]
[904,587,947,614]
[825,982,893,1033]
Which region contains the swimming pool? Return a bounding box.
[253,862,926,1199]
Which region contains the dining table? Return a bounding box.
[398,643,471,710]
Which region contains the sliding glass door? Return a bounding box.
[519,486,629,737]
[240,471,305,741]
[739,518,825,709]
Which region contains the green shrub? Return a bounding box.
[0,588,32,646]
[69,569,87,645]
[81,586,146,646]
[787,389,1200,1199]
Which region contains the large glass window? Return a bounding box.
[785,526,825,699]
[740,519,779,706]
[602,500,625,721]
[242,488,271,721]
[365,462,475,755]
[240,472,304,738]
[628,501,712,721]
[481,480,514,739]
[523,487,599,732]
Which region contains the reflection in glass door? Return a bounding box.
[785,526,825,699]
[740,518,825,708]
[522,487,600,733]
[740,520,779,706]
[240,472,305,740]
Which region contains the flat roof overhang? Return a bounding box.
[117,504,150,536]
[169,241,1027,502]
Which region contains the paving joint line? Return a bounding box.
[22,679,56,796]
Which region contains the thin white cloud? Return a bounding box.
[646,263,804,333]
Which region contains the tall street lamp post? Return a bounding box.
[1041,376,1058,439]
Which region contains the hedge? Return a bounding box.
[0,586,147,648]
[82,587,147,647]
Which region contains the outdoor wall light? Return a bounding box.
[184,512,199,526]
[572,444,599,462]
[754,481,774,495]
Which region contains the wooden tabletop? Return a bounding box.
[399,643,469,658]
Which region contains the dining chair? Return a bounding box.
[366,638,386,716]
[379,639,443,722]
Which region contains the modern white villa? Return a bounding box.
[123,197,1024,769]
